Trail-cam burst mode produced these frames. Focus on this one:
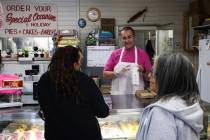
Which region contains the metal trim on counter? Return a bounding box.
[1,57,18,61]
[33,57,51,61]
[107,94,153,114]
[110,108,143,114]
[0,102,23,109]
[2,57,51,62]
[0,94,154,120]
[0,105,40,121]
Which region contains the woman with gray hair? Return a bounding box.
[136,53,203,140]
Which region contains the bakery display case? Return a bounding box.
[99,94,148,139]
[0,94,152,140]
[99,111,141,139]
[0,106,44,140]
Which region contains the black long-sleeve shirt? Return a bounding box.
[37,71,109,140]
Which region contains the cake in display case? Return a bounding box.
[99,113,140,139]
[1,120,44,140]
[0,94,149,140]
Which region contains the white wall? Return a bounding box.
[0,0,190,47]
[79,0,190,47]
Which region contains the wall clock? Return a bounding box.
[87,8,101,22]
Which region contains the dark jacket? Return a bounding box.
[37,71,109,140]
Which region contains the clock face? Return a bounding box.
[87,8,101,22]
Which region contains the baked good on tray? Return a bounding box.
[135,89,156,98]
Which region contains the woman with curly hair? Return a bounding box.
[37,46,109,140]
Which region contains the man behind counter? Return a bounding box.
[103,26,152,95]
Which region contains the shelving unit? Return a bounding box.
[57,29,80,47]
[0,102,23,108]
[193,24,210,30]
[99,38,116,46]
[0,87,23,91]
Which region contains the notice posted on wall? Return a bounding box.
[87,46,115,67]
[1,2,57,37]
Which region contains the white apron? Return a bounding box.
[111,47,144,95]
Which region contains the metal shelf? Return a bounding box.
[193,24,210,30]
[0,102,23,108]
[0,87,23,91]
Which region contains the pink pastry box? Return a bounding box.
[0,74,23,102]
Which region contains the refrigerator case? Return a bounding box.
[197,39,210,103]
[0,108,141,140]
[0,110,44,140]
[98,112,140,139]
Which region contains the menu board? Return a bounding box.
[87,46,115,67]
[1,2,57,37]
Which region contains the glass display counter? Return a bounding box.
[0,106,43,140]
[99,111,141,139]
[0,94,153,140]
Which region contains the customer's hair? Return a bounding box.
[48,46,82,96]
[120,26,135,36]
[154,53,199,104]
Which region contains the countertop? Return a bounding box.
[2,57,51,61]
[0,94,154,120]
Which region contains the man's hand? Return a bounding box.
[114,65,130,75]
[138,65,144,72]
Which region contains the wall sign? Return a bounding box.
[1,2,57,37]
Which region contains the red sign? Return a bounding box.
[2,3,57,37]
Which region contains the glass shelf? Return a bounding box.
[0,87,23,91]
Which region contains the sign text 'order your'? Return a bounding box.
[4,4,57,36]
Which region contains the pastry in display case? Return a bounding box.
[0,94,149,140]
[135,89,156,99]
[98,111,141,139]
[0,108,142,140]
[0,110,44,140]
[2,121,44,140]
[100,121,126,139]
[118,120,139,138]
